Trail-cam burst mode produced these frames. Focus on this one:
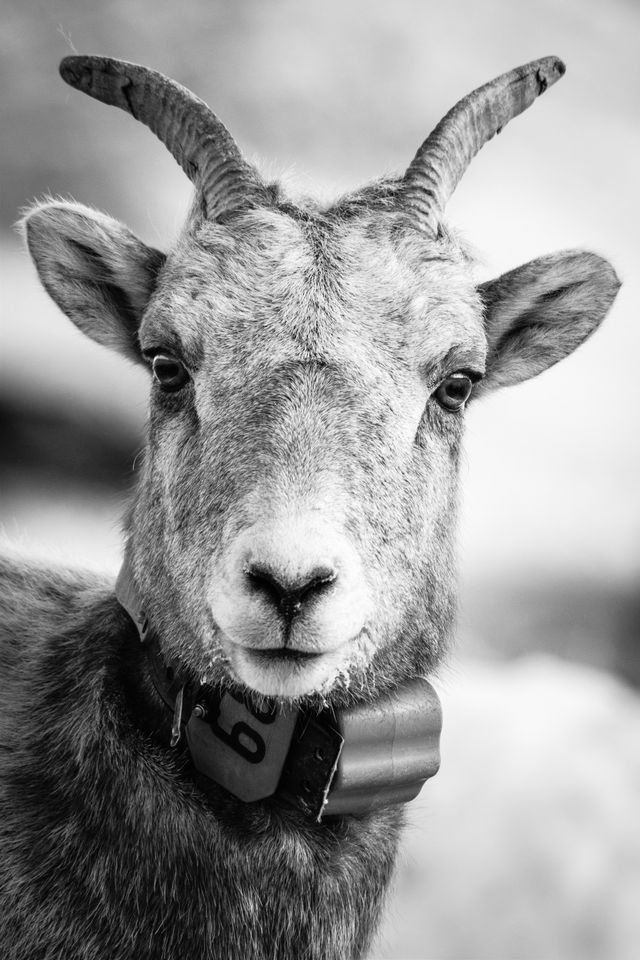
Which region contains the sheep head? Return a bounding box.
[23,56,619,706]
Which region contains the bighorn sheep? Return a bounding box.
[0,55,619,960]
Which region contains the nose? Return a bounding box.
[245,561,337,622]
[208,514,371,657]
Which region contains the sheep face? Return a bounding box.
[121,205,482,702]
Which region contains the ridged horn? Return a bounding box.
[59,55,270,220]
[402,56,566,237]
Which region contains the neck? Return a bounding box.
[115,551,443,821]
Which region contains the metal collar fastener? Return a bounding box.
[115,560,442,821]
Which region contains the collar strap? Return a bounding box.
[115,560,442,820]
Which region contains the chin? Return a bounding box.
[228,643,350,699]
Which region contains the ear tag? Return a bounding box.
[185,692,298,802]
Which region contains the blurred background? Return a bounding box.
[1,1,638,957]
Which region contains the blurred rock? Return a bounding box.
[460,580,640,689]
[0,389,140,489]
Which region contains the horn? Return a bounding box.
[402,56,566,237]
[59,55,269,220]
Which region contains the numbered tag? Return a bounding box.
[185,693,298,802]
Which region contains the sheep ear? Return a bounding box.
[22,201,166,364]
[476,250,620,395]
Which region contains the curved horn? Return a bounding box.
[402,56,566,237]
[59,55,270,220]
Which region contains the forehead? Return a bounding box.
[142,208,486,373]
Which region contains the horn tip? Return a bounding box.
[536,56,566,93]
[60,55,127,93]
[59,55,81,87]
[59,55,99,91]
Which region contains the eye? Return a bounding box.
[151,355,189,392]
[433,372,474,411]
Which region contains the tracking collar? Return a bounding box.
[115,559,442,821]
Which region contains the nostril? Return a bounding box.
[244,562,337,619]
[245,565,287,608]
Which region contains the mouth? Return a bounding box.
[245,647,324,665]
[227,640,348,699]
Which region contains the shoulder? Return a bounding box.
[0,547,117,674]
[0,547,112,620]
